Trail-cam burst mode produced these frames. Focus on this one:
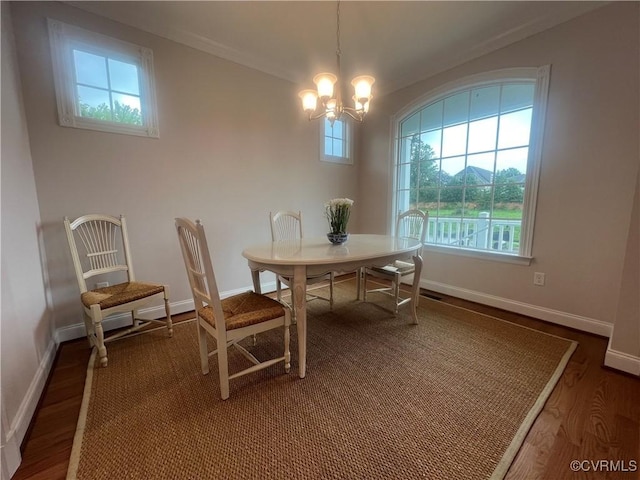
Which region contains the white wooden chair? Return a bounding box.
[64,214,173,367]
[362,209,427,316]
[175,218,291,400]
[270,211,334,311]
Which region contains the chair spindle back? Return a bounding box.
[175,218,224,327]
[64,214,134,293]
[270,211,303,241]
[396,209,428,246]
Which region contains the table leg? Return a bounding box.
[250,269,262,294]
[293,265,308,378]
[410,254,423,325]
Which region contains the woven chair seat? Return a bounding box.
[371,259,416,275]
[81,282,165,309]
[198,291,286,330]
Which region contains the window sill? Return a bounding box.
[425,244,533,266]
[61,116,159,138]
[321,155,353,165]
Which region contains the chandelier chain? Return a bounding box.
[335,0,342,102]
[336,0,342,58]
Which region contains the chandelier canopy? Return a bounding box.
[298,0,375,123]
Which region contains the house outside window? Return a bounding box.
[321,117,353,164]
[47,19,159,138]
[392,67,550,263]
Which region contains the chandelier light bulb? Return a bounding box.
[298,89,318,113]
[313,73,338,100]
[351,75,375,103]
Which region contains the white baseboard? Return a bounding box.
[56,277,618,346]
[2,336,58,477]
[421,279,613,338]
[605,340,640,376]
[1,398,22,480]
[0,435,21,480]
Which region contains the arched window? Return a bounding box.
[392,66,550,262]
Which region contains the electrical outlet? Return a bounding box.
[96,281,109,289]
[533,272,545,286]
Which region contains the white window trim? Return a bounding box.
[389,66,551,263]
[426,244,533,266]
[320,117,354,165]
[47,18,160,138]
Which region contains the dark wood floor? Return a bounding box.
[12,281,640,480]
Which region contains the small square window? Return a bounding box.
[48,19,159,138]
[320,117,353,164]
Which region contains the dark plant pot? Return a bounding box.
[327,232,349,245]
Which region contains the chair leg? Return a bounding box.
[83,311,95,347]
[197,321,209,375]
[276,278,283,301]
[91,305,108,367]
[217,335,230,400]
[393,274,401,315]
[163,286,173,337]
[132,308,139,328]
[284,313,291,373]
[409,255,423,325]
[363,269,368,302]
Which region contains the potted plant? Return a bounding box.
[325,198,354,244]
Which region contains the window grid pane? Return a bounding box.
[324,119,348,158]
[108,58,140,95]
[73,50,108,89]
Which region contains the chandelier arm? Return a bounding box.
[306,109,365,123]
[306,111,332,121]
[341,108,365,122]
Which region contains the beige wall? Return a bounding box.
[359,3,639,337]
[1,3,55,474]
[9,2,360,335]
[2,2,638,468]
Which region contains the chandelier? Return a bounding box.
[298,0,375,123]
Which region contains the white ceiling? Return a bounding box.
[68,1,606,95]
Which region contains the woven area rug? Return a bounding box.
[67,279,576,480]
